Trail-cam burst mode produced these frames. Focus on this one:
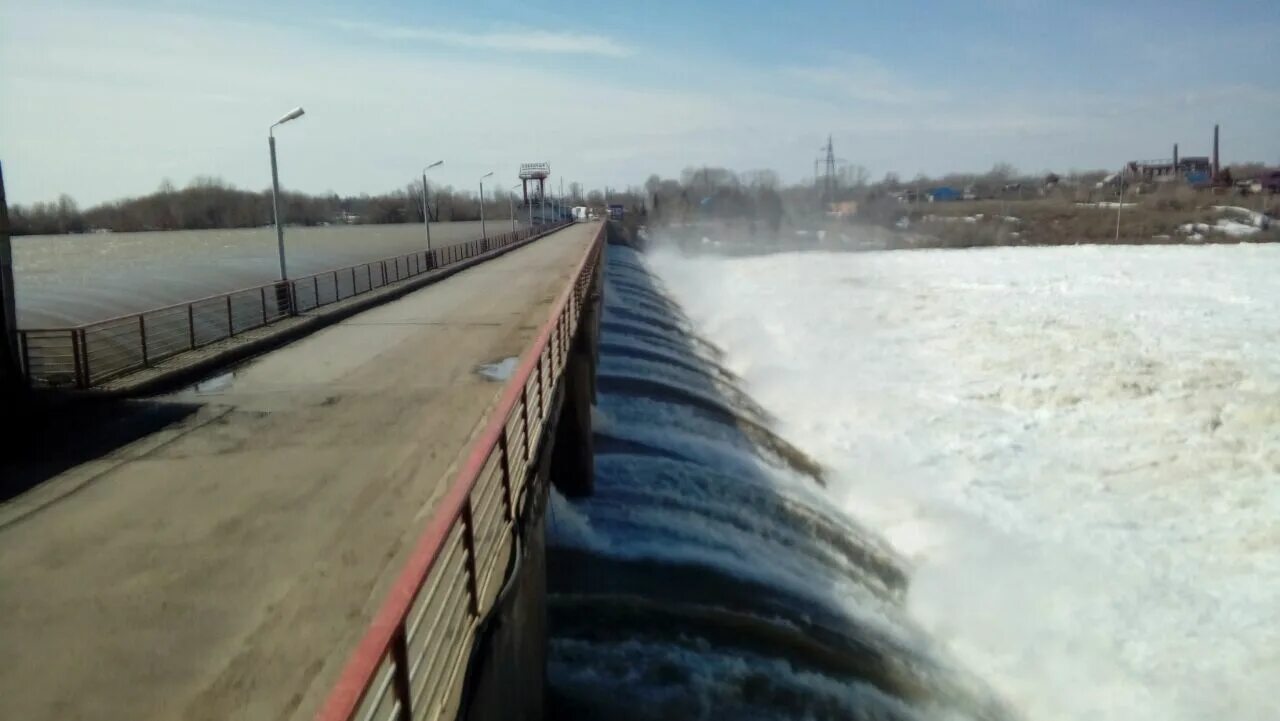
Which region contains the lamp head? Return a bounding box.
[275,107,305,125]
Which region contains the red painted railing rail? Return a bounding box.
[314,223,603,721]
[17,221,573,390]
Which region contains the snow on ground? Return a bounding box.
[1180,219,1262,238]
[647,241,1280,721]
[1213,205,1272,229]
[923,214,1022,225]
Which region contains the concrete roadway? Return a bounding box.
[0,221,600,721]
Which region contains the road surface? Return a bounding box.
[0,221,600,721]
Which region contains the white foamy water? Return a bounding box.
[647,241,1280,721]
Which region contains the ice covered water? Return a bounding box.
[647,240,1280,721]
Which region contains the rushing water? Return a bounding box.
[643,241,1280,721]
[12,220,512,326]
[546,244,1012,720]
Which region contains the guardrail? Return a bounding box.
[314,223,603,721]
[17,221,573,389]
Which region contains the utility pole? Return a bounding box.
[813,134,842,209]
[821,134,836,204]
[1114,168,1125,243]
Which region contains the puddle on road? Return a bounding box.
[191,371,236,394]
[476,356,519,382]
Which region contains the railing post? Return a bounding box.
[187,303,196,349]
[535,351,546,417]
[66,331,81,387]
[139,315,149,367]
[460,499,481,617]
[351,266,358,294]
[390,626,414,721]
[333,270,340,299]
[520,385,532,462]
[498,433,516,528]
[226,294,234,336]
[313,275,320,306]
[559,312,568,367]
[381,261,388,285]
[260,285,268,325]
[18,330,30,382]
[77,328,90,388]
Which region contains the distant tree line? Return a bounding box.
[6,177,540,236]
[642,168,786,232]
[637,162,1131,229]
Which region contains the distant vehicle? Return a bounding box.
[608,204,624,219]
[572,206,588,221]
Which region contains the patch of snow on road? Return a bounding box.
[477,356,519,381]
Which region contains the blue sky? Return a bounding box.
[2,0,1277,204]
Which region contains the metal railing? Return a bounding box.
[17,221,573,389]
[314,223,603,721]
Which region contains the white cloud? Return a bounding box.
[785,54,950,106]
[326,19,634,58]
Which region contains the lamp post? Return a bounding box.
[479,172,493,240]
[268,106,305,282]
[509,183,520,233]
[0,161,19,392]
[422,160,443,252]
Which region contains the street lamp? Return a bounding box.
[422,160,443,252]
[509,183,520,233]
[478,172,493,240]
[268,106,305,282]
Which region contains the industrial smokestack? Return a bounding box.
[1173,143,1179,174]
[1212,124,1220,179]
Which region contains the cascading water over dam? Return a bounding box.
[546,244,1011,721]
